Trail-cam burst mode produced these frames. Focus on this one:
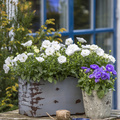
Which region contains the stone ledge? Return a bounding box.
[0,109,120,120]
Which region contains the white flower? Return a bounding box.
[65,44,81,56]
[34,49,39,53]
[35,57,44,62]
[81,49,90,57]
[58,56,66,64]
[51,43,61,51]
[13,56,19,62]
[96,48,104,56]
[42,40,51,48]
[67,44,81,52]
[5,57,13,66]
[3,64,10,73]
[90,44,98,51]
[60,43,65,48]
[21,40,32,47]
[27,53,34,56]
[65,38,73,45]
[65,49,74,56]
[103,53,109,59]
[45,47,55,56]
[81,45,90,49]
[51,41,59,45]
[108,55,116,63]
[18,53,28,62]
[76,37,87,43]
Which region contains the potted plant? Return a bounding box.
[77,44,117,119]
[3,21,86,117]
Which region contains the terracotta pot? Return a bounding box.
[18,77,84,117]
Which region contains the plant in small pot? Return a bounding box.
[77,44,117,119]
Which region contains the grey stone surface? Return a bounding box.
[82,90,112,119]
[18,77,84,117]
[0,109,118,120]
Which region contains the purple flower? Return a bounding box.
[94,72,101,79]
[101,72,110,80]
[95,78,99,83]
[85,68,91,73]
[112,70,117,75]
[90,64,99,70]
[106,64,114,72]
[81,67,88,69]
[89,74,94,78]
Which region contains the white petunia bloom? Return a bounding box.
[42,40,51,48]
[81,49,90,57]
[45,47,55,56]
[27,53,34,56]
[81,45,90,49]
[76,37,87,43]
[96,48,104,56]
[65,38,73,45]
[21,40,32,47]
[108,55,116,63]
[3,64,10,73]
[35,57,44,62]
[51,43,61,51]
[17,53,28,62]
[58,56,66,64]
[90,44,98,51]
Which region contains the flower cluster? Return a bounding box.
[78,64,117,98]
[3,37,116,85]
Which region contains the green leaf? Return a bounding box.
[94,84,100,90]
[33,77,36,81]
[78,78,84,83]
[85,86,89,93]
[97,90,105,99]
[48,77,53,83]
[49,72,53,75]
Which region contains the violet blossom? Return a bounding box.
[90,64,99,69]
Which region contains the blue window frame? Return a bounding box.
[29,0,117,109]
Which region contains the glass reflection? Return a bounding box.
[96,33,113,54]
[47,0,68,31]
[96,0,113,28]
[26,0,41,32]
[74,0,91,30]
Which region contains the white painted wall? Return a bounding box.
[117,0,120,109]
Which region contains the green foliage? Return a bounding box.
[77,67,116,99]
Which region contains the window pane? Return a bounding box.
[96,0,113,28]
[74,0,91,30]
[26,0,41,32]
[74,35,92,44]
[47,0,68,31]
[96,33,113,54]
